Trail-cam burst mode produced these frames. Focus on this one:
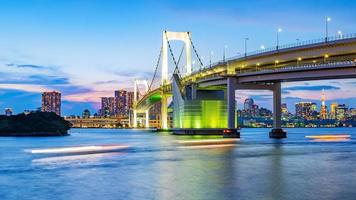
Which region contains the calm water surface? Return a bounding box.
[1,128,356,200]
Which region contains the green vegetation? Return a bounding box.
[0,112,71,136]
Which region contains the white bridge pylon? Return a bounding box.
[133,79,149,128]
[162,31,192,84]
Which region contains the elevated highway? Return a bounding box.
[134,32,356,138]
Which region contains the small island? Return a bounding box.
[0,112,72,136]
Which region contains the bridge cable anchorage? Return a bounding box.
[187,32,204,69]
[148,45,163,92]
[165,31,182,77]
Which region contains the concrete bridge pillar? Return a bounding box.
[227,77,237,129]
[191,83,197,100]
[145,110,149,128]
[226,77,240,138]
[270,82,286,138]
[161,94,168,129]
[133,110,137,128]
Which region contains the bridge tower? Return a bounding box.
[133,80,149,128]
[161,31,192,129]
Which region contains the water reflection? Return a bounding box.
[155,142,238,200]
[176,138,239,149]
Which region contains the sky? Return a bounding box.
[0,0,356,115]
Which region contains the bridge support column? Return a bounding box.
[133,110,137,128]
[270,82,286,138]
[161,95,168,129]
[191,83,197,100]
[226,77,240,138]
[145,110,149,128]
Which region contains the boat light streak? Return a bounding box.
[27,145,130,154]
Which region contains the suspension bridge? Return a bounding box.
[132,31,356,138]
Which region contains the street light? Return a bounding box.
[325,17,331,42]
[223,45,228,62]
[210,51,214,68]
[277,28,282,50]
[244,38,249,57]
[337,30,343,39]
[296,38,300,45]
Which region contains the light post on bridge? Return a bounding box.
[276,28,282,50]
[325,17,331,42]
[210,51,214,68]
[244,38,249,57]
[223,45,228,63]
[338,30,343,39]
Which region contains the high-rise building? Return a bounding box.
[320,89,328,119]
[5,108,13,116]
[127,91,135,110]
[350,108,356,118]
[330,102,338,119]
[281,103,288,115]
[82,109,91,118]
[244,98,254,111]
[336,104,347,120]
[41,91,61,115]
[101,97,115,116]
[115,90,128,117]
[295,102,317,120]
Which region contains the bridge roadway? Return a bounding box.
[135,34,356,138]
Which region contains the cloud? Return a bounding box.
[6,63,47,69]
[0,75,70,85]
[284,85,340,91]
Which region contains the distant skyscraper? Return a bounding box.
[101,97,115,116]
[127,91,135,110]
[41,91,61,115]
[281,103,288,114]
[5,108,13,116]
[295,102,317,120]
[330,102,338,119]
[320,89,328,119]
[82,109,91,118]
[244,98,254,111]
[336,104,347,120]
[115,90,128,117]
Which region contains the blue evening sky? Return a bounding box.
[0,0,356,115]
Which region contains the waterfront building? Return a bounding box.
[5,108,13,116]
[243,98,259,117]
[330,102,338,119]
[115,90,128,117]
[82,109,91,118]
[127,91,135,110]
[281,103,288,115]
[41,91,61,115]
[244,98,254,111]
[295,102,317,120]
[336,104,348,120]
[101,97,116,117]
[350,108,356,117]
[259,107,273,118]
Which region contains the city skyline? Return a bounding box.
[1,0,356,115]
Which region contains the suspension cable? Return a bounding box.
[187,32,204,69]
[148,45,162,92]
